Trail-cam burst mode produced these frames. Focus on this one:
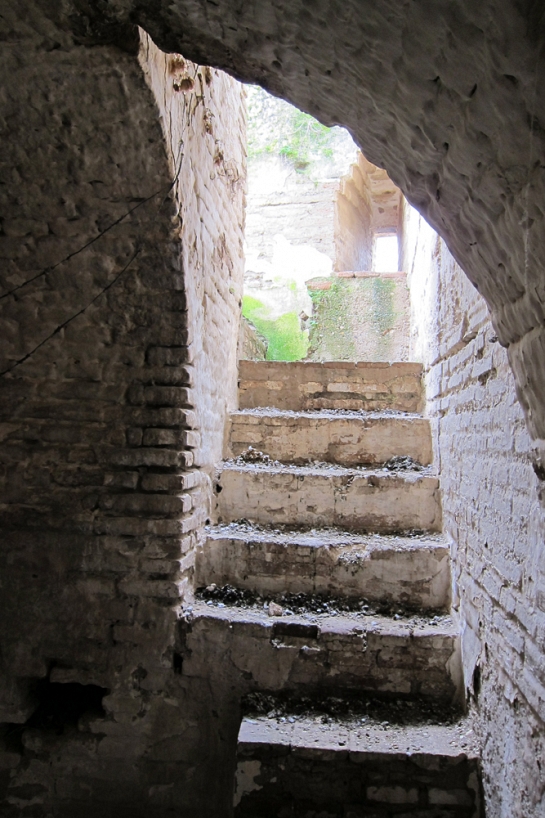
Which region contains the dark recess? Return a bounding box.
[26,680,108,733]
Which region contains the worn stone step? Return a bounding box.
[238,360,424,413]
[227,408,432,466]
[196,524,451,610]
[180,602,461,704]
[234,715,481,817]
[215,463,442,532]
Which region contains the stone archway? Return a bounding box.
[67,0,545,443]
[2,3,545,816]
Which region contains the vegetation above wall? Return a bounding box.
[246,86,345,173]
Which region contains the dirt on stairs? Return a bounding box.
[183,360,482,818]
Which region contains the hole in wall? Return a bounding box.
[25,680,109,733]
[173,652,184,674]
[0,722,26,754]
[472,665,481,699]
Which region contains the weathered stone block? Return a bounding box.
[228,409,432,466]
[216,463,441,532]
[238,361,424,412]
[197,524,451,609]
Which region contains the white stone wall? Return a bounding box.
[245,156,338,270]
[403,203,545,818]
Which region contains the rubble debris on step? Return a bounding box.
[196,583,449,622]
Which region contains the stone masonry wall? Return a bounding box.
[101,0,545,460]
[245,157,338,269]
[0,8,245,816]
[334,157,373,273]
[139,32,245,475]
[403,203,545,818]
[235,731,481,818]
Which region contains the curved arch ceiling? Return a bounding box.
[70,0,545,437]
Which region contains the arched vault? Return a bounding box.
[65,0,545,439]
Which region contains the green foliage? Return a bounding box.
[247,86,335,172]
[242,296,308,361]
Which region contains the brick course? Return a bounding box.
[404,204,545,818]
[0,23,245,817]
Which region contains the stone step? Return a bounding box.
[196,524,451,610]
[234,715,481,817]
[215,463,442,532]
[180,602,461,703]
[238,360,424,413]
[227,409,432,466]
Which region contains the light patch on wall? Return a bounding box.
[233,760,263,807]
[374,235,399,272]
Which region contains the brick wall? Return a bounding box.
[0,12,245,815]
[403,202,545,818]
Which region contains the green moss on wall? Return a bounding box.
[307,276,405,362]
[370,277,396,358]
[308,281,356,360]
[242,296,309,361]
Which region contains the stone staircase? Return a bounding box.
[189,360,482,817]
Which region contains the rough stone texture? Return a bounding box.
[0,18,191,716]
[307,273,411,363]
[196,525,451,610]
[244,152,402,358]
[215,463,442,533]
[0,17,244,818]
[181,604,461,704]
[227,409,432,465]
[235,717,482,818]
[245,148,396,280]
[2,1,545,815]
[245,156,339,270]
[196,351,463,814]
[238,316,268,361]
[403,206,545,818]
[335,155,401,273]
[238,361,424,412]
[139,32,246,473]
[334,159,374,274]
[62,0,545,444]
[195,337,463,815]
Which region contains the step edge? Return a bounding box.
[219,462,439,479]
[204,526,450,549]
[237,717,480,760]
[185,601,460,637]
[230,409,429,421]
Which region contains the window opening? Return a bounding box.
[373,234,399,273]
